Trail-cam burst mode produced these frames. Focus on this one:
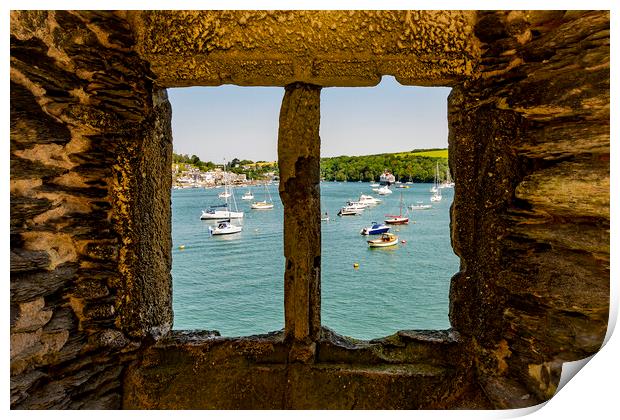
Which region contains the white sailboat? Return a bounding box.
[430,162,440,193]
[201,164,244,219]
[430,162,442,201]
[251,183,274,209]
[440,169,455,189]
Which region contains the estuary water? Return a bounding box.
[172,182,459,340]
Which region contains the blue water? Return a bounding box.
[172,183,459,339]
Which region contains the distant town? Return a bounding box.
[172,154,278,189]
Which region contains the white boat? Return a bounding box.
[346,201,369,209]
[251,201,274,210]
[218,191,231,199]
[209,220,242,235]
[359,194,382,205]
[367,233,398,248]
[379,170,396,186]
[409,204,432,210]
[321,212,330,222]
[370,183,380,187]
[430,162,441,193]
[241,190,254,200]
[431,190,442,202]
[251,184,274,210]
[338,206,363,216]
[377,186,393,195]
[440,169,455,189]
[201,163,244,220]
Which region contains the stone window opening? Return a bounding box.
[319,77,458,340]
[168,85,285,337]
[163,78,452,339]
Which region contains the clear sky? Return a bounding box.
[168,76,450,164]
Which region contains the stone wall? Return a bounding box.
[448,10,609,407]
[10,11,171,408]
[10,10,609,409]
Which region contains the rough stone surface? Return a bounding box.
[448,10,609,407]
[123,328,483,409]
[10,10,171,409]
[129,10,479,87]
[10,10,608,410]
[278,83,322,344]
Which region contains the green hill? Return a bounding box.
[320,148,449,183]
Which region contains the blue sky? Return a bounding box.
[168,76,450,164]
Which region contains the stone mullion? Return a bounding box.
[277,83,322,346]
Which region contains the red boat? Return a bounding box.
[384,191,409,225]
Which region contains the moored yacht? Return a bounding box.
[377,185,393,195]
[360,222,390,236]
[209,219,242,235]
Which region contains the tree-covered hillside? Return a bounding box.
[320,149,449,182]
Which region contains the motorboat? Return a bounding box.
[218,191,231,199]
[377,186,393,195]
[209,220,242,235]
[358,194,382,205]
[241,190,254,200]
[430,190,442,202]
[338,206,363,216]
[360,222,390,236]
[367,233,398,248]
[346,201,368,209]
[409,204,432,210]
[370,183,380,187]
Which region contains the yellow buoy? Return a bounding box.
[179,245,185,249]
[353,263,359,269]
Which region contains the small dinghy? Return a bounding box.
[367,233,398,248]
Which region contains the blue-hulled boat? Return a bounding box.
[360,222,390,236]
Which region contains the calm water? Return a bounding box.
[172,182,459,339]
